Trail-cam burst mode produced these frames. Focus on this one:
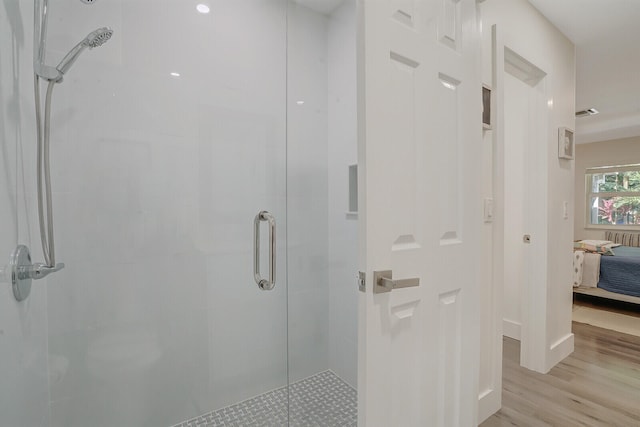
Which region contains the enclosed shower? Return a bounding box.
[0,0,358,426]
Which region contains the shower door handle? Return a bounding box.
[254,211,276,290]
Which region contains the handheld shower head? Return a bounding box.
[85,27,113,48]
[56,27,113,76]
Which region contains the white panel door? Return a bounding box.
[357,0,482,425]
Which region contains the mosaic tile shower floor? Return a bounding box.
[173,370,356,427]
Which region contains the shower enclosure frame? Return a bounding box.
[3,1,359,425]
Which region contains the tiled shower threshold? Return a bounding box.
[172,370,356,427]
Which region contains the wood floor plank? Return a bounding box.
[480,322,640,427]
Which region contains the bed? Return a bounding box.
[573,232,640,304]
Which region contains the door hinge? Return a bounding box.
[358,271,366,292]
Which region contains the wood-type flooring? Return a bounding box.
[481,322,640,426]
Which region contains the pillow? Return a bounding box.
[574,241,615,256]
[579,239,621,248]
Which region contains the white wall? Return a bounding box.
[287,0,360,389]
[327,0,358,389]
[479,0,576,421]
[287,3,330,384]
[289,0,359,388]
[290,0,359,389]
[574,136,640,240]
[502,72,529,340]
[0,2,52,426]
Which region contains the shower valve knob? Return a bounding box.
[9,245,65,302]
[30,262,66,280]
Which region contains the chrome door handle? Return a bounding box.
[254,211,276,290]
[373,270,419,293]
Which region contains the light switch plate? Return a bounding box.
[484,198,494,222]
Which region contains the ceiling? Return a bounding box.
[527,0,640,144]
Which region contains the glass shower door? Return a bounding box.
[3,1,290,426]
[1,0,362,425]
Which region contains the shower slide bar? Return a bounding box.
[7,0,112,302]
[254,211,276,290]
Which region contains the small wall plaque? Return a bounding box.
[558,127,574,159]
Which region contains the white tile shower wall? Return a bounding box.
[286,0,358,389]
[1,2,51,426]
[6,1,292,426]
[327,0,358,388]
[287,3,330,383]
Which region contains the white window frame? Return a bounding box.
[585,164,640,230]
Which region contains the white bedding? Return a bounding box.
[573,250,601,288]
[579,239,620,247]
[582,252,601,288]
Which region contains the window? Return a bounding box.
[586,165,640,227]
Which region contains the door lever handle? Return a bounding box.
[373,270,419,293]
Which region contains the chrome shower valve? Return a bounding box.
[9,245,64,302]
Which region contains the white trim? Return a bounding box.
[586,164,640,174]
[500,41,549,376]
[589,191,640,198]
[480,23,505,424]
[478,387,501,424]
[585,225,640,231]
[502,319,521,340]
[545,333,574,373]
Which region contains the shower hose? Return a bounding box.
[34,73,57,267]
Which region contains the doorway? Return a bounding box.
[500,45,548,371]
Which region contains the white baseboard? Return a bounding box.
[478,387,501,424]
[545,332,574,372]
[502,318,521,340]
